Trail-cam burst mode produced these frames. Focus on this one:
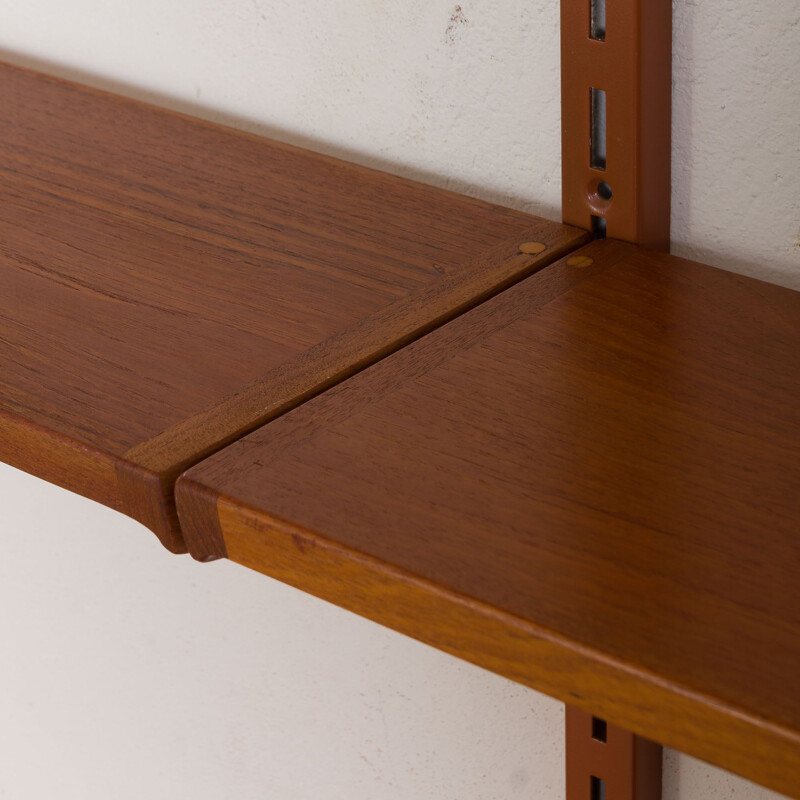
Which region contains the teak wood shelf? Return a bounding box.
[0,60,586,553]
[1,38,798,800]
[177,238,800,798]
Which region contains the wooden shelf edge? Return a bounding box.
[202,492,800,800]
[0,406,123,513]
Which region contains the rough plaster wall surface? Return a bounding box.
[671,0,800,288]
[0,1,796,798]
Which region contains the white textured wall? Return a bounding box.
[0,1,796,798]
[671,1,800,287]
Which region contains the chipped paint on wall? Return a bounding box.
[445,4,469,46]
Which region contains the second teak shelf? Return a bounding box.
[178,238,800,800]
[0,60,587,551]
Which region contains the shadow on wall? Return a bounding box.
[670,241,800,291]
[0,46,561,224]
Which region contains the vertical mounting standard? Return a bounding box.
[566,708,663,800]
[561,0,672,250]
[561,0,672,796]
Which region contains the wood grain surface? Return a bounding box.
[0,59,587,551]
[178,239,800,798]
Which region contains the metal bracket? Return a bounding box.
[566,708,663,800]
[561,0,672,250]
[560,1,671,794]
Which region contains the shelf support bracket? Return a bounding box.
[561,0,672,250]
[566,707,663,800]
[561,0,670,793]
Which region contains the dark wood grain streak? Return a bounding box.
[178,239,800,798]
[0,59,588,551]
